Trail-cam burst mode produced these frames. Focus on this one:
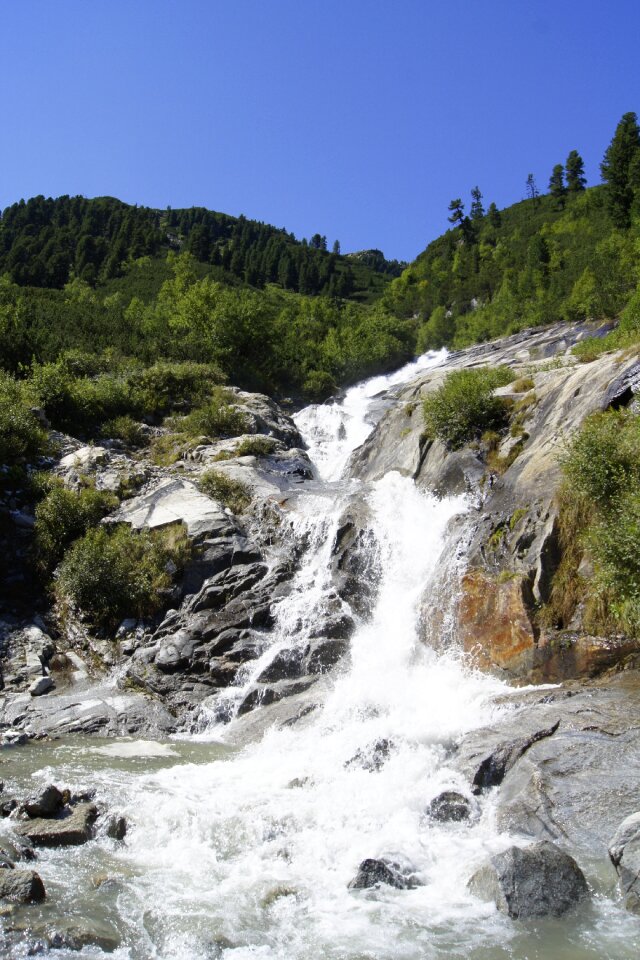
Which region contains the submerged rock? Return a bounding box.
[427,791,475,822]
[348,857,420,890]
[468,841,588,918]
[608,812,640,914]
[345,738,395,772]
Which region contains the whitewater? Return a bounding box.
[1,351,636,959]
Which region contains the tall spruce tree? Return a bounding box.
[470,186,485,221]
[487,202,501,227]
[549,164,567,208]
[565,150,586,193]
[525,173,540,203]
[601,112,640,227]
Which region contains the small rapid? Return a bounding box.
[2,352,637,959]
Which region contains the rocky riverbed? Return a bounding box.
[1,326,639,957]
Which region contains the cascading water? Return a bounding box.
[1,353,638,959]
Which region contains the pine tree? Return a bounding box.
[601,112,640,227]
[565,150,586,193]
[332,239,341,255]
[447,198,465,227]
[470,186,485,221]
[548,164,566,208]
[525,174,540,204]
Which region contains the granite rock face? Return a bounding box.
[348,322,640,682]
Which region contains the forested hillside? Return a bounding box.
[384,113,640,353]
[0,195,401,299]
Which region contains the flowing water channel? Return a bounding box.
[1,355,639,959]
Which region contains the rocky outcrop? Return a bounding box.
[15,801,98,848]
[348,322,640,682]
[0,868,46,904]
[609,812,640,914]
[468,841,588,918]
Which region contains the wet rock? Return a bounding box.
[346,738,395,772]
[0,868,45,903]
[608,812,640,914]
[427,791,474,822]
[9,917,121,953]
[236,677,317,716]
[471,721,559,793]
[0,838,36,862]
[330,505,381,618]
[15,802,98,847]
[468,841,588,918]
[28,675,53,697]
[348,857,420,890]
[106,815,127,841]
[1,796,18,817]
[306,637,348,674]
[23,785,64,819]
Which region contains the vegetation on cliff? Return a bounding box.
[385,113,640,353]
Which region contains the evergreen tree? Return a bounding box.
[565,150,586,193]
[332,239,341,255]
[601,112,640,227]
[487,202,501,227]
[447,198,465,227]
[549,164,567,208]
[525,174,540,203]
[470,186,485,221]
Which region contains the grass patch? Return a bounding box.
[235,436,279,457]
[198,470,252,514]
[177,387,250,440]
[511,376,535,392]
[0,370,49,467]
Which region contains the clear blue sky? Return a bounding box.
[1,0,639,261]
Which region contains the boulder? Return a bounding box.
[608,812,640,914]
[106,815,127,841]
[427,791,475,823]
[28,675,53,697]
[468,841,588,918]
[0,868,45,903]
[15,802,98,847]
[348,857,420,890]
[23,785,64,819]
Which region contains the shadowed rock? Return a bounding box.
[609,812,640,914]
[348,857,420,890]
[472,721,559,793]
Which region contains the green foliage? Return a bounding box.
[198,470,251,513]
[560,408,640,506]
[0,370,47,465]
[548,407,640,637]
[422,365,514,448]
[57,523,191,628]
[34,481,118,573]
[178,387,250,439]
[101,415,146,447]
[235,436,278,457]
[129,361,225,418]
[600,112,640,227]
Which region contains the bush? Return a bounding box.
[198,470,251,513]
[235,436,278,457]
[35,481,119,572]
[422,365,514,448]
[30,362,131,436]
[130,361,226,419]
[0,371,48,466]
[587,490,640,634]
[101,415,146,447]
[57,523,191,628]
[178,387,250,439]
[560,408,640,506]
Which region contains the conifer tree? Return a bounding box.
[525,174,540,204]
[601,112,640,227]
[470,186,485,221]
[549,164,567,208]
[565,150,586,193]
[447,198,465,227]
[487,202,501,227]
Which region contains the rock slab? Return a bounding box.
[0,868,45,903]
[15,802,98,847]
[608,811,640,914]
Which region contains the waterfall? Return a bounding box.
[6,352,632,959]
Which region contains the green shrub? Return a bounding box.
[422,365,514,448]
[235,436,278,457]
[35,482,119,572]
[130,361,225,418]
[57,523,191,628]
[30,362,131,436]
[0,371,48,466]
[302,370,337,402]
[560,408,640,506]
[198,470,251,513]
[586,490,640,634]
[101,415,146,447]
[179,387,250,439]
